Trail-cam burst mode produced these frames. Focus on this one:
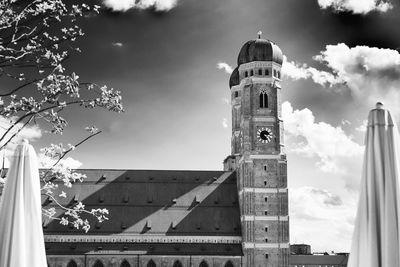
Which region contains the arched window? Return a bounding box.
[173,260,183,267]
[199,260,209,267]
[259,93,268,108]
[258,69,262,75]
[265,69,269,76]
[93,260,104,267]
[225,261,234,267]
[250,70,254,76]
[147,260,156,267]
[121,260,131,267]
[244,71,248,77]
[277,71,281,79]
[273,69,277,77]
[67,260,78,267]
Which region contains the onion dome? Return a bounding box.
[237,38,283,65]
[229,67,239,88]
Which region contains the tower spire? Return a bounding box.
[257,31,262,39]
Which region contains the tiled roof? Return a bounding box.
[290,255,349,265]
[42,170,242,255]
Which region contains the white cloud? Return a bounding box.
[317,0,392,14]
[60,157,83,169]
[38,154,82,169]
[355,119,368,132]
[112,42,123,47]
[103,0,178,12]
[282,101,363,176]
[222,118,228,128]
[315,43,400,116]
[282,55,343,87]
[221,98,230,105]
[216,62,234,75]
[0,116,42,154]
[341,119,351,126]
[290,186,357,252]
[0,116,41,168]
[284,44,400,117]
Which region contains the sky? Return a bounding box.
[3,0,400,253]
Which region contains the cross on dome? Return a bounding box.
[257,31,262,39]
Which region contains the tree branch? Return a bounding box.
[0,79,39,96]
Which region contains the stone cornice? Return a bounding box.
[44,235,242,244]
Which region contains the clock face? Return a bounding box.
[257,127,273,143]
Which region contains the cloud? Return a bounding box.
[290,186,356,252]
[311,188,343,206]
[0,116,42,149]
[317,0,392,14]
[341,119,351,126]
[217,62,234,74]
[316,44,400,115]
[282,56,343,87]
[0,116,42,168]
[284,44,400,117]
[355,120,368,132]
[282,101,364,175]
[38,154,83,169]
[103,0,178,12]
[112,42,123,47]
[222,118,228,128]
[221,97,230,105]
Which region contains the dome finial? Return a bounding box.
[257,31,262,39]
[376,102,384,109]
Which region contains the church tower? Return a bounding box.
[224,34,289,267]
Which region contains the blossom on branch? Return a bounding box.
[0,0,124,232]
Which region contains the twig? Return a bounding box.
[41,130,102,180]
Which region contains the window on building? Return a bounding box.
[265,238,268,242]
[121,260,131,267]
[173,261,183,267]
[264,180,267,186]
[67,260,78,267]
[264,211,268,215]
[259,93,268,108]
[199,260,209,267]
[265,69,269,76]
[258,69,262,75]
[234,91,239,98]
[264,165,267,171]
[277,71,281,79]
[225,261,234,267]
[147,195,153,203]
[245,71,248,77]
[93,260,104,267]
[264,197,268,202]
[250,70,254,76]
[123,194,129,203]
[147,260,156,267]
[265,254,269,259]
[273,69,277,77]
[265,227,268,232]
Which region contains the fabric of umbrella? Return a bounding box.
[0,140,47,267]
[348,103,400,267]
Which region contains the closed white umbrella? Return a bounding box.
[0,140,47,267]
[348,103,400,267]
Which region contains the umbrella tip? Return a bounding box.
[376,102,384,109]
